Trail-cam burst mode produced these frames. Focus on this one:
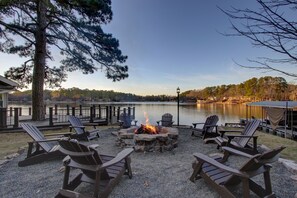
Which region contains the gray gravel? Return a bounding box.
[0,127,296,198]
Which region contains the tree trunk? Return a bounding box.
[32,0,47,121]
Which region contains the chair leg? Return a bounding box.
[125,157,133,179]
[63,166,70,189]
[242,178,250,198]
[264,171,273,196]
[190,161,203,182]
[94,171,101,198]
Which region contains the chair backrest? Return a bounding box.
[226,146,285,185]
[58,139,110,179]
[235,119,261,147]
[161,113,173,127]
[68,116,84,135]
[119,112,132,128]
[202,115,219,132]
[20,123,53,152]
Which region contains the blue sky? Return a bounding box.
[0,0,296,96]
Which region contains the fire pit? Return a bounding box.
[116,113,179,152]
[116,124,179,152]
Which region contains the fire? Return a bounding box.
[134,112,158,134]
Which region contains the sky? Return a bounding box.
[0,0,296,96]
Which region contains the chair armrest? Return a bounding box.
[204,124,218,128]
[226,134,258,139]
[89,144,99,149]
[99,148,134,170]
[83,123,97,128]
[45,132,74,137]
[193,153,249,178]
[222,146,254,158]
[192,122,205,128]
[69,125,85,129]
[219,129,242,137]
[31,137,61,143]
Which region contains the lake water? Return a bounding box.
[131,102,262,126]
[8,102,262,126]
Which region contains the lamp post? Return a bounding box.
[177,87,180,126]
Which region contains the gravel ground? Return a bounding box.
[0,127,296,198]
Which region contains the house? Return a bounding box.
[0,75,18,108]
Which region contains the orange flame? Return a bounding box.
[143,112,157,134]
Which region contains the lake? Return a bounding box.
[8,102,262,126]
[130,102,262,126]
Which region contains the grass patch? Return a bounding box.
[0,128,70,159]
[256,131,297,161]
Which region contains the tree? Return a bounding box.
[221,0,297,77]
[0,0,128,120]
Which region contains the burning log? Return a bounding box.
[134,124,160,134]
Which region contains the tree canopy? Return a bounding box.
[186,76,292,101]
[0,0,128,120]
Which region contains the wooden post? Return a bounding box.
[128,107,131,117]
[98,105,101,119]
[66,105,69,115]
[109,105,112,123]
[123,108,126,114]
[117,107,120,121]
[49,107,53,126]
[133,107,135,119]
[0,108,7,128]
[113,106,116,116]
[72,107,75,116]
[44,105,46,115]
[93,105,96,118]
[9,107,12,117]
[14,108,18,128]
[90,106,94,123]
[79,105,82,116]
[106,106,109,124]
[29,107,32,116]
[54,104,58,115]
[19,107,22,116]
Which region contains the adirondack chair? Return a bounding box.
[192,115,219,139]
[56,139,134,198]
[118,112,137,128]
[156,113,174,127]
[18,123,69,167]
[205,119,261,154]
[68,115,100,141]
[190,146,285,198]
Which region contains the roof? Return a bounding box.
[0,75,18,91]
[247,101,297,108]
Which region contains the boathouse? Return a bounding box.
[0,75,18,108]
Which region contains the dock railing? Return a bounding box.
[0,105,135,130]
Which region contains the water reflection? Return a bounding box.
[134,103,262,126]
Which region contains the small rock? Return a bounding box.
[5,153,19,159]
[0,159,9,166]
[279,158,297,174]
[290,175,297,181]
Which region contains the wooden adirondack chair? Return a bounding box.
[156,113,174,127]
[190,146,285,198]
[192,115,219,139]
[118,112,137,128]
[18,123,69,167]
[205,119,261,154]
[68,115,100,141]
[56,139,134,198]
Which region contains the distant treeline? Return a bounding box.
[9,76,297,103]
[9,87,176,102]
[184,76,297,101]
